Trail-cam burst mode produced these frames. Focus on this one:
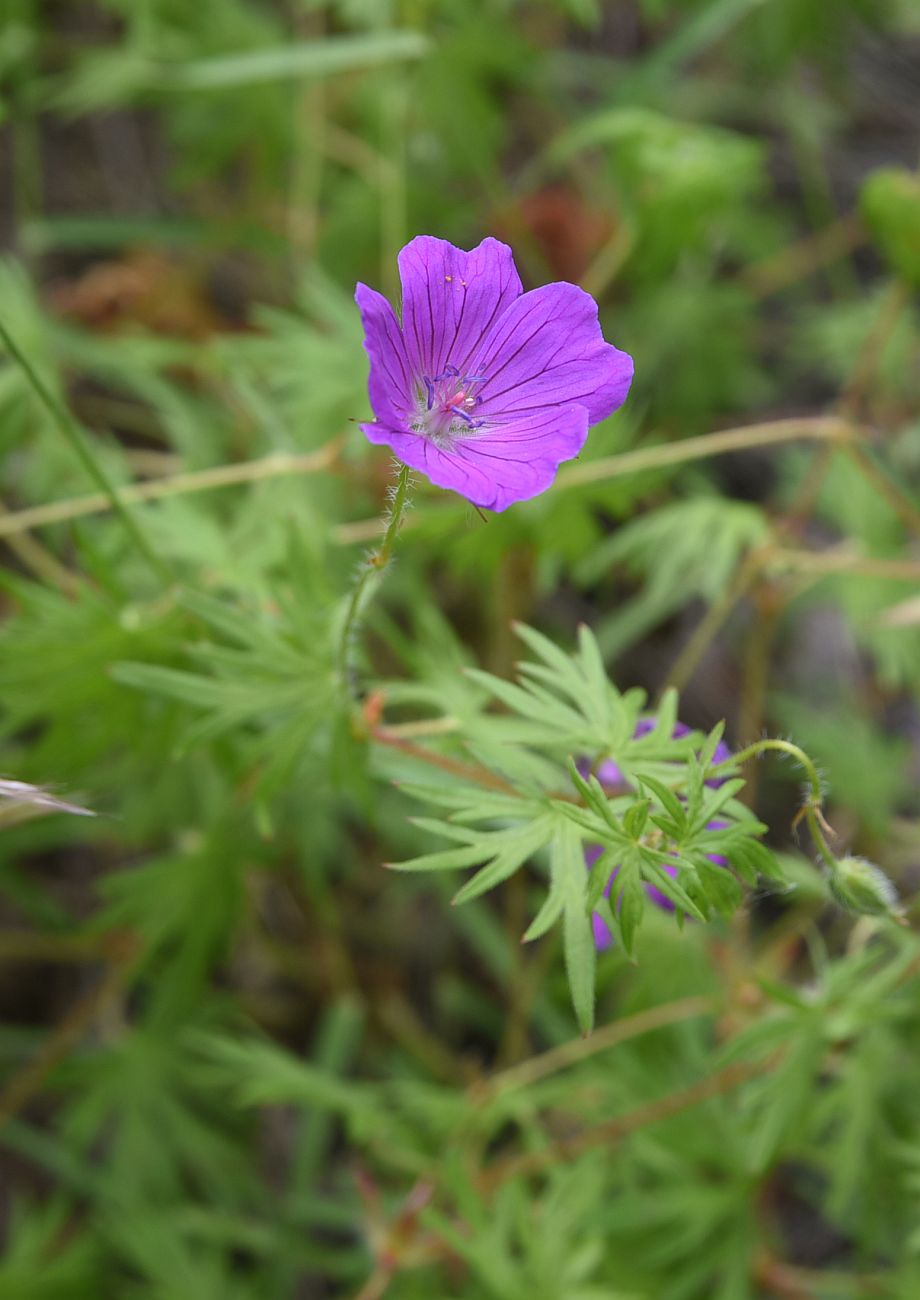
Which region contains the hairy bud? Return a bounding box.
[829,856,899,917]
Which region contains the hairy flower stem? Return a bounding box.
[337,461,412,701]
[710,738,837,870]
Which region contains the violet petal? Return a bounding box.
[355,282,414,427]
[397,235,523,381]
[361,401,589,513]
[472,281,633,425]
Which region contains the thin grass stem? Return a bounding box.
[0,316,169,581]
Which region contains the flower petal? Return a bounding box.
[397,236,523,380]
[355,282,414,426]
[472,282,633,425]
[593,913,615,950]
[360,422,498,506]
[361,401,588,512]
[452,404,590,510]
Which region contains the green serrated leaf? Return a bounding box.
[387,844,492,873]
[623,798,650,839]
[522,836,570,943]
[577,623,612,725]
[557,821,596,1034]
[452,819,553,906]
[729,837,785,882]
[650,688,680,741]
[689,778,747,833]
[617,871,646,958]
[695,857,742,915]
[111,661,223,707]
[637,773,688,830]
[566,758,629,842]
[585,845,619,911]
[641,855,707,921]
[698,722,726,771]
[407,817,483,845]
[512,621,580,680]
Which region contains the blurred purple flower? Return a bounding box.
[586,721,731,949]
[355,236,633,512]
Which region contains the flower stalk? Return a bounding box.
[711,737,898,915]
[337,460,412,700]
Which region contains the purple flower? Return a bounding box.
[586,721,732,949]
[355,236,633,512]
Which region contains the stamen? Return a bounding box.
[417,365,488,442]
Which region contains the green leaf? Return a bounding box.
[860,167,920,287]
[395,783,523,819]
[387,843,495,873]
[695,857,742,915]
[697,721,726,771]
[650,687,679,741]
[689,778,747,832]
[578,499,767,657]
[111,662,226,709]
[641,855,707,921]
[512,620,580,682]
[728,837,786,882]
[558,821,596,1034]
[585,845,619,911]
[194,1033,374,1117]
[637,773,688,831]
[566,758,629,843]
[451,817,553,905]
[555,804,608,844]
[746,1023,825,1173]
[576,623,612,726]
[463,667,583,733]
[617,867,646,958]
[407,817,484,844]
[522,838,569,942]
[623,798,650,839]
[164,32,430,91]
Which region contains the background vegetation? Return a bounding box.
[1,1,920,1296]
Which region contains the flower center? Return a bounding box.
[411,364,486,447]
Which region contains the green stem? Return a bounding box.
[0,316,169,583]
[337,461,412,698]
[710,738,837,868]
[0,446,339,540]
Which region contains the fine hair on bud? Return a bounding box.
[830,855,899,917]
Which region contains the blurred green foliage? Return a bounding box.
[1,0,920,1296]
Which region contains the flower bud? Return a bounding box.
[829,856,899,917]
